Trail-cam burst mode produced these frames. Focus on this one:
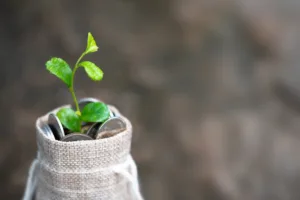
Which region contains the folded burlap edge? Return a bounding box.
[36,104,133,170]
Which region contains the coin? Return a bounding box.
[63,128,71,135]
[86,122,102,139]
[96,117,126,139]
[48,113,65,140]
[41,123,55,140]
[81,123,93,134]
[110,110,115,117]
[75,97,116,119]
[61,133,93,142]
[73,97,99,111]
[75,98,103,126]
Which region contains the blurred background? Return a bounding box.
[2,0,300,199]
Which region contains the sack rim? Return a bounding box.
[36,104,132,145]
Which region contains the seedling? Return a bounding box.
[46,32,110,133]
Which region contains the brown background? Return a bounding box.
[1,0,300,199]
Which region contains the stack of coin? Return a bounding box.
[42,98,125,142]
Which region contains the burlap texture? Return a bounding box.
[32,105,139,200]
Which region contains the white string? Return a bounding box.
[112,155,144,200]
[23,155,144,200]
[22,159,39,200]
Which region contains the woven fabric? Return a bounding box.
[25,105,143,200]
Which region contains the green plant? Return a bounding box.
[46,32,110,133]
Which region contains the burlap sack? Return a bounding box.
[23,105,144,200]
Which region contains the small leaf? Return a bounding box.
[85,32,98,54]
[81,102,110,123]
[79,61,103,81]
[57,108,81,132]
[46,57,72,87]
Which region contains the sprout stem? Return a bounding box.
[69,52,86,116]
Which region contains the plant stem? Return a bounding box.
[69,52,86,116]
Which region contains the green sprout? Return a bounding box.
[46,32,110,133]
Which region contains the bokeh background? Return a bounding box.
[2,0,300,199]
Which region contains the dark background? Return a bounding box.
[1,0,300,199]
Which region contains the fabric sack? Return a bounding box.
[23,105,144,200]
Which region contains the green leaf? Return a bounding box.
[81,102,110,123]
[79,61,103,81]
[57,108,81,132]
[85,32,98,54]
[46,57,72,87]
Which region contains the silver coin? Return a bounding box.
[110,110,115,117]
[96,117,126,139]
[48,113,65,140]
[86,122,102,139]
[78,98,114,118]
[73,97,99,111]
[41,123,55,140]
[75,98,102,126]
[61,133,93,142]
[81,123,93,134]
